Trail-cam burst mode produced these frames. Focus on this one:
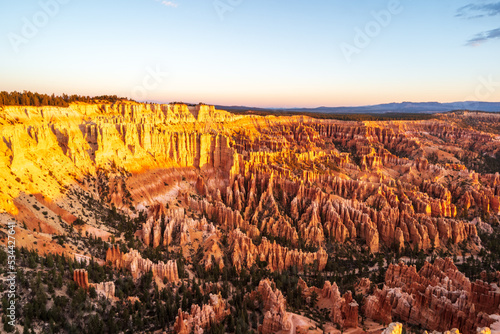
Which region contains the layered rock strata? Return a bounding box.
[364,258,498,334]
[173,293,229,334]
[73,269,115,299]
[298,278,358,328]
[106,245,179,282]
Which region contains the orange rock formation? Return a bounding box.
[106,245,179,282]
[228,228,327,272]
[73,269,115,299]
[364,258,498,334]
[299,278,358,328]
[173,293,229,334]
[2,102,496,257]
[249,279,291,334]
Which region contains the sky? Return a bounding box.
[0,0,500,108]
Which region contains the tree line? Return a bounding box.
[0,91,133,107]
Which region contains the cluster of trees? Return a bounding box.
[0,247,199,333]
[460,152,500,174]
[0,91,133,107]
[458,221,500,282]
[3,224,499,333]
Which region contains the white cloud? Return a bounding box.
[160,1,178,7]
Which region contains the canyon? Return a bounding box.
[1,102,500,333]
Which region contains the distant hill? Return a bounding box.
[217,101,500,114]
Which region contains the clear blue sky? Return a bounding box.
[1,0,499,107]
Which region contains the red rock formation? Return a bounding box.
[228,228,327,272]
[173,293,229,334]
[106,245,179,282]
[355,277,372,295]
[140,206,188,248]
[341,291,359,328]
[299,279,358,328]
[195,175,207,196]
[363,286,393,326]
[2,103,498,256]
[7,102,500,334]
[470,280,500,314]
[73,269,115,299]
[363,258,496,334]
[92,281,116,299]
[189,198,260,239]
[73,269,89,290]
[248,279,291,334]
[173,309,189,334]
[199,233,225,270]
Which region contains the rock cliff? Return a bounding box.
[106,245,179,282]
[298,278,358,328]
[173,293,229,334]
[248,279,291,334]
[228,228,327,272]
[364,258,498,334]
[2,102,496,257]
[73,269,115,299]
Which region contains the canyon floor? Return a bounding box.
[1,103,500,334]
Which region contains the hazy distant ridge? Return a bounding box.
[217,101,500,114]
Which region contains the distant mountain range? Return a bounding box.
[216,101,500,114]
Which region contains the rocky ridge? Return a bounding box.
[105,245,179,282]
[364,258,499,334]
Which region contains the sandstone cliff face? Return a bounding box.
[0,102,239,215]
[364,258,498,334]
[299,278,358,328]
[173,293,229,334]
[228,228,327,272]
[248,279,291,334]
[106,245,179,282]
[73,269,115,299]
[73,269,90,290]
[2,102,496,257]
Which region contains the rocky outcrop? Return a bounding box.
[215,161,481,254]
[470,280,500,314]
[73,269,89,290]
[228,228,327,272]
[355,277,372,295]
[173,293,229,334]
[364,258,497,334]
[92,281,116,299]
[189,198,261,239]
[73,269,115,299]
[106,246,179,282]
[248,279,291,334]
[2,102,495,257]
[139,203,224,270]
[299,278,358,328]
[140,205,216,249]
